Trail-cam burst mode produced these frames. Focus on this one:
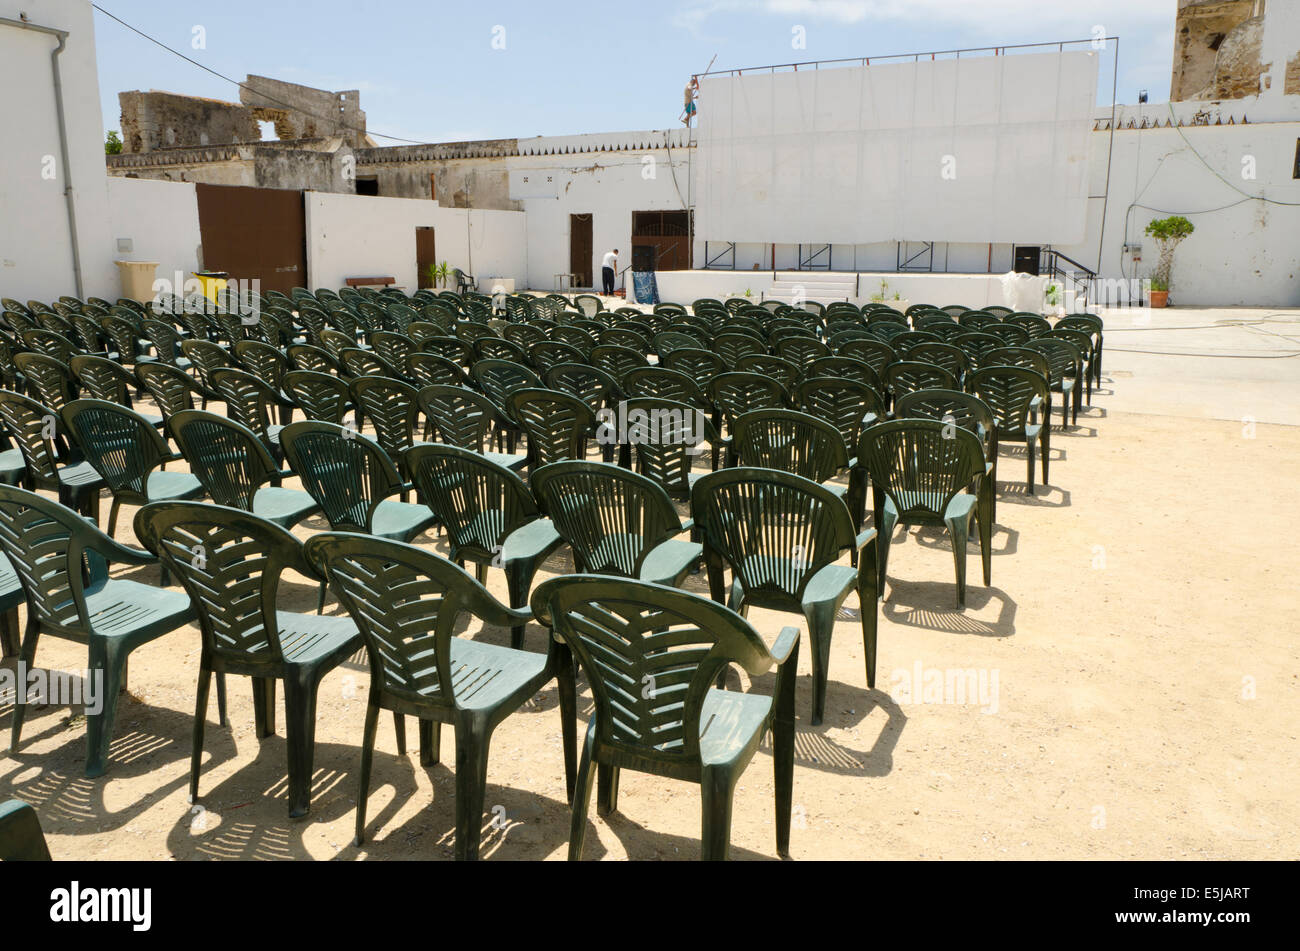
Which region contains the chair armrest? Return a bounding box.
[679,517,695,534]
[770,625,800,666]
[88,531,158,567]
[854,527,878,552]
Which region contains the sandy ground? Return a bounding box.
[1,306,1298,861]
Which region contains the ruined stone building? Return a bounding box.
[1172,0,1300,100]
[107,75,371,192]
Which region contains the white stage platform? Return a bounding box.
[646,270,1050,312]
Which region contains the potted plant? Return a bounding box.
[435,261,450,289]
[1144,215,1194,308]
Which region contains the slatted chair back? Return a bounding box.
[280,421,405,533]
[171,411,282,512]
[731,408,849,483]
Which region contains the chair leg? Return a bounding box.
[84,635,132,778]
[858,537,880,690]
[453,715,492,861]
[354,700,380,845]
[1027,440,1037,493]
[772,639,799,858]
[978,482,993,587]
[1041,425,1051,486]
[190,669,212,803]
[504,559,536,650]
[252,677,276,737]
[282,672,321,819]
[394,712,406,755]
[216,672,228,727]
[0,605,18,659]
[8,620,39,752]
[567,730,597,861]
[555,644,578,803]
[944,512,971,609]
[316,580,328,614]
[107,497,122,537]
[596,764,620,816]
[700,765,737,861]
[419,719,440,766]
[802,599,836,726]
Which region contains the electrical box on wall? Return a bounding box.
[117,238,134,253]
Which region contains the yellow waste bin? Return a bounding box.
[115,261,159,303]
[193,271,228,304]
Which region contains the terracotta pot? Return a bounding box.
[1149,290,1169,308]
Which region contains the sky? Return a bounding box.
[90,0,1177,145]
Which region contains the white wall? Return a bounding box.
[1056,116,1300,307]
[305,192,527,291]
[105,177,202,297]
[513,138,690,292]
[0,0,115,303]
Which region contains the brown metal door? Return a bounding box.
[416,227,437,289]
[195,184,307,294]
[570,214,593,288]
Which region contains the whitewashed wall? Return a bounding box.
[0,0,115,303]
[1055,117,1300,307]
[512,134,691,292]
[304,192,527,291]
[105,177,202,295]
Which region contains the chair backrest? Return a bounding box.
[984,347,1050,379]
[305,533,526,711]
[893,389,995,446]
[527,340,585,375]
[544,363,619,416]
[180,339,233,391]
[406,351,466,388]
[858,418,986,522]
[705,372,789,430]
[233,340,290,391]
[735,354,801,392]
[282,369,353,424]
[591,344,649,385]
[793,377,886,453]
[968,366,1050,439]
[731,408,849,483]
[506,388,597,466]
[415,384,502,452]
[470,359,543,412]
[622,366,708,408]
[1024,337,1082,385]
[690,467,856,604]
[60,400,171,501]
[14,353,75,412]
[0,484,126,636]
[70,354,134,405]
[209,368,278,444]
[136,362,200,421]
[406,444,541,561]
[280,421,403,533]
[0,390,62,484]
[135,502,315,671]
[530,575,776,767]
[618,397,717,499]
[661,348,725,385]
[837,337,896,376]
[531,460,685,578]
[21,329,78,365]
[350,376,419,464]
[286,343,342,375]
[884,361,959,398]
[171,410,282,511]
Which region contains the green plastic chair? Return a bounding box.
[209,367,287,461]
[506,388,597,469]
[406,443,563,649]
[169,410,321,530]
[0,390,104,523]
[690,467,878,725]
[416,384,524,471]
[1025,337,1083,427]
[893,388,999,524]
[287,343,343,376]
[855,418,992,607]
[794,377,885,470]
[282,369,353,425]
[532,460,702,587]
[531,575,798,860]
[69,355,163,430]
[590,344,649,387]
[884,361,959,402]
[135,502,362,819]
[0,799,51,861]
[736,354,802,393]
[968,366,1051,491]
[406,351,468,389]
[279,421,437,581]
[306,532,574,859]
[61,399,204,537]
[619,397,718,500]
[14,352,76,413]
[731,408,850,497]
[0,484,195,776]
[350,376,420,480]
[179,339,233,401]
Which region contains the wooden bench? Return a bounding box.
[345,276,396,288]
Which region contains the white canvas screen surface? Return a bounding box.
[694,51,1100,246]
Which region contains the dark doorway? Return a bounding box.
[632,210,691,271]
[195,184,307,294]
[416,227,437,289]
[355,178,379,196]
[570,214,593,288]
[1014,246,1041,276]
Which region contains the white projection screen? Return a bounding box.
[694,50,1100,246]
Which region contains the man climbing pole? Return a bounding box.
[681,76,699,126]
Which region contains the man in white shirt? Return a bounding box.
[601,249,618,296]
